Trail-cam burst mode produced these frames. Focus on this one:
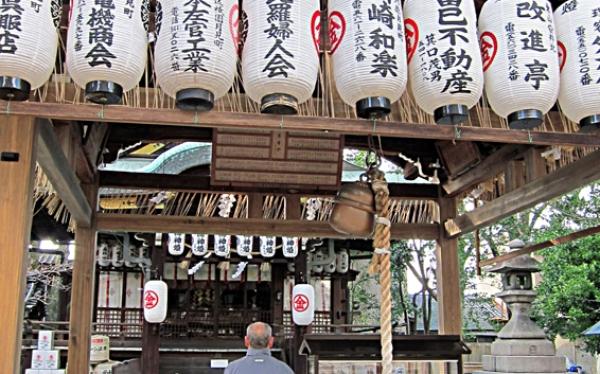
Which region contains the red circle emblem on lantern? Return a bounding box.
[558,41,567,72]
[480,31,498,72]
[293,294,309,313]
[144,290,159,310]
[229,4,240,54]
[328,11,346,55]
[404,18,419,64]
[311,10,321,54]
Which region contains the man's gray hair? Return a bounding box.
[246,322,272,349]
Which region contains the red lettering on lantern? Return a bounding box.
[404,18,419,64]
[144,290,159,310]
[480,31,498,72]
[558,41,566,72]
[293,294,309,313]
[229,4,240,54]
[328,11,346,55]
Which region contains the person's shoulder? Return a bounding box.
[270,357,294,373]
[224,356,247,373]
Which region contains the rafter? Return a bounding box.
[2,102,598,147]
[445,150,600,237]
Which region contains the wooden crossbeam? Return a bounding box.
[98,171,439,199]
[36,119,93,227]
[445,150,600,237]
[1,102,598,147]
[442,145,532,197]
[95,213,440,240]
[479,224,600,268]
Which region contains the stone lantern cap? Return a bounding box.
[488,239,540,273]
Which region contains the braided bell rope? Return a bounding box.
[367,168,393,374]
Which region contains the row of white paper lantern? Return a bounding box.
[167,233,300,259]
[0,0,598,131]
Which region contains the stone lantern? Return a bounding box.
[476,239,565,374]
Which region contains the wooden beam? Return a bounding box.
[82,122,109,167]
[480,224,600,268]
[1,102,598,147]
[95,213,440,240]
[443,145,531,197]
[436,198,462,335]
[0,116,36,374]
[67,182,98,374]
[445,150,600,237]
[98,170,440,199]
[36,119,93,227]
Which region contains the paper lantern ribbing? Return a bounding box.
[292,284,315,326]
[404,0,483,125]
[242,0,320,115]
[329,0,407,119]
[0,0,59,101]
[154,0,238,112]
[555,0,600,133]
[66,0,148,104]
[143,280,168,323]
[479,0,560,129]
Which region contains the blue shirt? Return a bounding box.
[224,348,294,374]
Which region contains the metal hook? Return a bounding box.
[97,105,105,120]
[193,111,199,125]
[527,130,533,144]
[454,126,462,140]
[372,118,377,133]
[280,115,284,129]
[4,100,10,116]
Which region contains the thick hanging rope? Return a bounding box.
[367,167,393,374]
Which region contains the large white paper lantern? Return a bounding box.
[479,0,560,129]
[330,0,407,119]
[0,0,59,101]
[66,0,148,104]
[554,0,600,133]
[154,0,237,111]
[143,280,168,323]
[404,0,483,125]
[292,284,315,326]
[242,0,320,114]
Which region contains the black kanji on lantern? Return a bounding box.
[367,0,398,78]
[442,69,472,94]
[369,27,394,49]
[262,0,295,78]
[0,0,23,54]
[520,29,547,52]
[516,1,545,21]
[524,58,549,90]
[371,49,397,77]
[368,0,393,30]
[182,0,211,73]
[85,0,116,67]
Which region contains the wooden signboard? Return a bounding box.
[211,129,343,190]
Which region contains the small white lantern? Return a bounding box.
[479,0,560,129]
[236,235,253,258]
[154,0,238,111]
[329,0,407,118]
[191,234,209,257]
[214,235,231,257]
[242,0,320,114]
[97,243,111,267]
[554,0,600,133]
[168,233,186,256]
[0,0,59,100]
[282,237,298,258]
[259,236,276,258]
[111,244,124,267]
[336,249,349,274]
[292,284,315,326]
[143,280,168,323]
[66,0,148,104]
[404,0,483,125]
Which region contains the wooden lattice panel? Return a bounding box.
[212,129,343,190]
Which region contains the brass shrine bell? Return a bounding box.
[329,181,375,237]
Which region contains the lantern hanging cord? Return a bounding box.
[193,111,199,125]
[528,130,533,144]
[366,165,393,374]
[4,100,10,115]
[97,105,105,120]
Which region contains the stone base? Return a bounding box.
[482,355,565,373]
[491,339,556,356]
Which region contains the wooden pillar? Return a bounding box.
[293,250,308,374]
[141,237,164,374]
[67,182,98,374]
[436,198,462,335]
[330,275,350,331]
[0,116,36,374]
[271,263,285,327]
